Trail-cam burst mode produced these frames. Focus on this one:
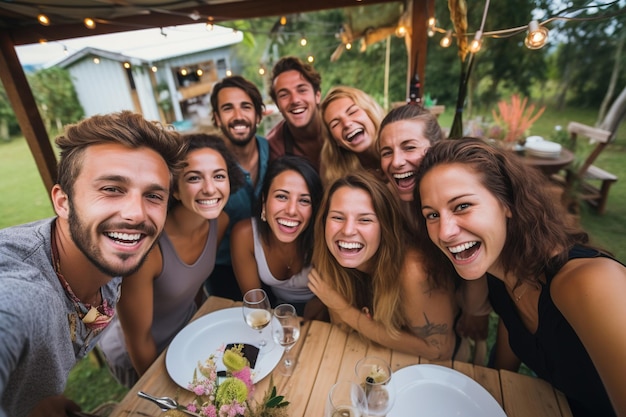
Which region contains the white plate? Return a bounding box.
[388,364,506,417]
[525,135,544,143]
[525,140,562,153]
[165,307,284,390]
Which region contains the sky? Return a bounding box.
[15,23,243,68]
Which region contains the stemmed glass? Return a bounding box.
[354,356,396,417]
[325,380,369,417]
[242,289,272,349]
[271,304,300,375]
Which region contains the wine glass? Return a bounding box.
[242,289,272,348]
[325,380,368,417]
[271,304,300,375]
[354,356,396,417]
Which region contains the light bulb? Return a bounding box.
[307,55,314,63]
[525,20,549,50]
[396,25,407,37]
[226,70,233,77]
[470,30,482,53]
[440,30,453,48]
[93,57,100,64]
[84,18,96,29]
[123,62,131,69]
[151,66,158,73]
[180,68,188,76]
[37,13,50,26]
[300,37,307,47]
[258,67,265,75]
[196,69,203,76]
[280,16,287,25]
[346,42,352,50]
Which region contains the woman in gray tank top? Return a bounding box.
[98,133,244,387]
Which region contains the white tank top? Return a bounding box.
[251,218,314,303]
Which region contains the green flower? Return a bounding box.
[216,377,248,407]
[222,346,248,372]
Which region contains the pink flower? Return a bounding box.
[219,401,246,417]
[232,367,254,399]
[201,404,217,417]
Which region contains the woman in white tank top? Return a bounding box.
[230,155,326,319]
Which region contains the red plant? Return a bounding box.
[492,94,545,143]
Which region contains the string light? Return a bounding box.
[440,30,453,48]
[346,42,352,50]
[469,30,483,53]
[180,68,188,76]
[37,13,50,26]
[123,62,131,69]
[151,66,158,73]
[525,20,549,49]
[38,38,47,45]
[93,57,100,64]
[226,69,233,77]
[280,16,287,25]
[300,36,307,46]
[84,18,96,29]
[307,55,314,63]
[196,68,203,76]
[258,67,265,75]
[395,24,408,37]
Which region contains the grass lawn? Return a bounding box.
[0,105,624,409]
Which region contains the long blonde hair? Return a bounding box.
[312,172,407,336]
[320,86,385,186]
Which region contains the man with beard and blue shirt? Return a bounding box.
[205,76,269,301]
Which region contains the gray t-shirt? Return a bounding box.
[0,218,121,417]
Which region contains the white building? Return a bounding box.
[52,24,243,128]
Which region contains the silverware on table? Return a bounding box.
[137,391,202,417]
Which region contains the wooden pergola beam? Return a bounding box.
[0,30,57,200]
[406,0,434,99]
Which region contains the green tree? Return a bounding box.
[548,0,626,110]
[27,67,83,132]
[0,83,18,140]
[231,8,408,108]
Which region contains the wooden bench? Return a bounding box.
[565,121,617,214]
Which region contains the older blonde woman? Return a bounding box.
[319,86,385,186]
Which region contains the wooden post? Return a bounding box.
[0,31,57,201]
[405,0,434,100]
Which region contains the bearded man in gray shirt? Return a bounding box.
[0,111,184,417]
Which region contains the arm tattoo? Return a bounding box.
[409,312,449,348]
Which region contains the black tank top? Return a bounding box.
[487,245,620,417]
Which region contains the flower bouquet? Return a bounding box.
[164,344,289,417]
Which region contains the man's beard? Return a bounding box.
[68,200,159,277]
[220,120,257,147]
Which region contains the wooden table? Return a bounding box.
[519,148,575,177]
[109,296,573,417]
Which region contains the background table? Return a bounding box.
[519,148,575,177]
[109,296,573,417]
